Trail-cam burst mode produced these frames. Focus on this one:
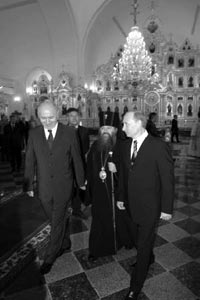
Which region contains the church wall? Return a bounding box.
[90,14,200,129]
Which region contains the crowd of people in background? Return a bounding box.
[1,102,200,299]
[0,112,39,171]
[0,113,27,171]
[188,111,200,158]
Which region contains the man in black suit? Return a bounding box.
[24,101,85,274]
[66,107,90,219]
[117,111,174,300]
[4,113,25,172]
[146,112,160,137]
[171,114,180,142]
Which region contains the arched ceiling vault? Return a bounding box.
[0,0,200,95]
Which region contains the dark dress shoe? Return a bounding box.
[88,254,98,262]
[56,248,65,258]
[131,253,155,268]
[40,262,53,274]
[125,290,139,300]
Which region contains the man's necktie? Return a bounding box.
[131,140,137,164]
[47,129,54,149]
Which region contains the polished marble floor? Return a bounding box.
[0,136,200,300]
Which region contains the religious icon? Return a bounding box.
[99,167,107,182]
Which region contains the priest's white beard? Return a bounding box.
[97,133,116,153]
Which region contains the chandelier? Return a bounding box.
[112,0,153,84]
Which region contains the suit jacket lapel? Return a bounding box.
[123,138,132,165]
[39,126,48,149]
[128,135,151,166]
[33,126,49,156]
[135,135,150,161]
[52,123,63,150]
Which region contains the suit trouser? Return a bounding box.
[41,195,72,264]
[10,146,22,171]
[72,187,81,213]
[171,131,179,142]
[130,220,156,293]
[72,187,86,213]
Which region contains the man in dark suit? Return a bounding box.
[146,112,160,137]
[66,107,90,219]
[117,111,174,300]
[24,101,85,274]
[4,113,25,172]
[171,114,180,142]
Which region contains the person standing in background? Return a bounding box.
[188,112,200,158]
[66,107,90,219]
[117,111,174,300]
[4,113,24,172]
[146,112,161,137]
[24,101,85,274]
[171,114,180,143]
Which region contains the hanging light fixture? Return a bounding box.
[112,0,153,84]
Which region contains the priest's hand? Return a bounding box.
[27,191,34,197]
[160,212,172,221]
[117,201,126,210]
[108,162,117,173]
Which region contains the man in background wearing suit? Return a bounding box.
[67,107,90,219]
[24,101,85,274]
[4,113,25,172]
[117,111,174,300]
[171,114,180,143]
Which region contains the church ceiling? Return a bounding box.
[0,0,199,91]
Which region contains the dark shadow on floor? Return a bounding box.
[0,193,47,261]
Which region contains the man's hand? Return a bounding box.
[117,201,126,210]
[108,162,117,173]
[27,191,34,197]
[160,212,172,221]
[80,186,86,190]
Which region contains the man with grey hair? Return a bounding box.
[24,100,85,274]
[116,111,174,300]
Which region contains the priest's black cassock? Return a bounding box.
[86,140,134,259]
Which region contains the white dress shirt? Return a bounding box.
[44,123,58,140]
[130,129,148,158]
